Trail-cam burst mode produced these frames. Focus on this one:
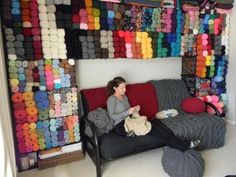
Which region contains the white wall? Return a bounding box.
[76,58,181,89]
[227,8,236,125]
[0,23,17,177]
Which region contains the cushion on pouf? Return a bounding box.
[181,97,205,114]
[162,147,205,177]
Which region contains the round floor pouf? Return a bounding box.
[161,147,205,177]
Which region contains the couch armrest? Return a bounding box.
[204,101,221,117]
[84,116,100,147]
[83,116,102,177]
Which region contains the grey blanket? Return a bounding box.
[85,108,115,137]
[150,79,226,149]
[150,79,190,111]
[162,111,226,149]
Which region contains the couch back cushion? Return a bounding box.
[81,82,159,120]
[150,79,190,111]
[81,87,108,113]
[126,82,159,119]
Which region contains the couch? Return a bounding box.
[80,79,226,177]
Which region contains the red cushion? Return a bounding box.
[126,83,158,120]
[81,87,108,112]
[81,82,159,120]
[181,97,205,114]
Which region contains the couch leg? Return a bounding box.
[96,157,101,177]
[96,146,101,177]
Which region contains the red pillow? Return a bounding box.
[181,97,205,114]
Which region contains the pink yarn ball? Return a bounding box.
[206,95,212,102]
[211,95,219,103]
[217,101,224,108]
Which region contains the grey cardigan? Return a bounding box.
[106,95,130,125]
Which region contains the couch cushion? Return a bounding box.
[81,87,107,112]
[100,132,164,160]
[126,82,158,120]
[81,82,158,119]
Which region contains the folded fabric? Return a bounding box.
[86,107,114,136]
[155,109,179,119]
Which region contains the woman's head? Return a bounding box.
[106,77,126,96]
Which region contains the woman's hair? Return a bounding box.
[106,76,126,96]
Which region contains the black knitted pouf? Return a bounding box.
[162,147,205,177]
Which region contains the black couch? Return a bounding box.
[80,79,226,177]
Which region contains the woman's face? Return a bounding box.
[114,82,126,96]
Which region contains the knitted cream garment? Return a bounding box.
[124,113,151,136]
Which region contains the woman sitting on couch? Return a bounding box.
[106,76,200,151]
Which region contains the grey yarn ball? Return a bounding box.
[162,147,205,177]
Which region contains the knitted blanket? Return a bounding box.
[85,108,114,136]
[161,111,226,149]
[150,79,226,149]
[150,79,190,111]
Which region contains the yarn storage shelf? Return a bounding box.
[38,150,84,169]
[8,58,83,171]
[181,56,197,96]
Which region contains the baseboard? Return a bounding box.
[226,119,236,125]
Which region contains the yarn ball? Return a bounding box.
[181,97,205,114]
[162,147,205,177]
[201,95,224,114]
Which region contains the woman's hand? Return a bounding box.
[128,107,136,114]
[135,105,140,112]
[128,105,141,114]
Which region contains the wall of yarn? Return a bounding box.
[181,0,233,115]
[8,58,80,168]
[66,0,182,58]
[2,0,183,60]
[1,0,81,170]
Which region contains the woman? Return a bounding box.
[106,76,200,151]
[106,76,140,137]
